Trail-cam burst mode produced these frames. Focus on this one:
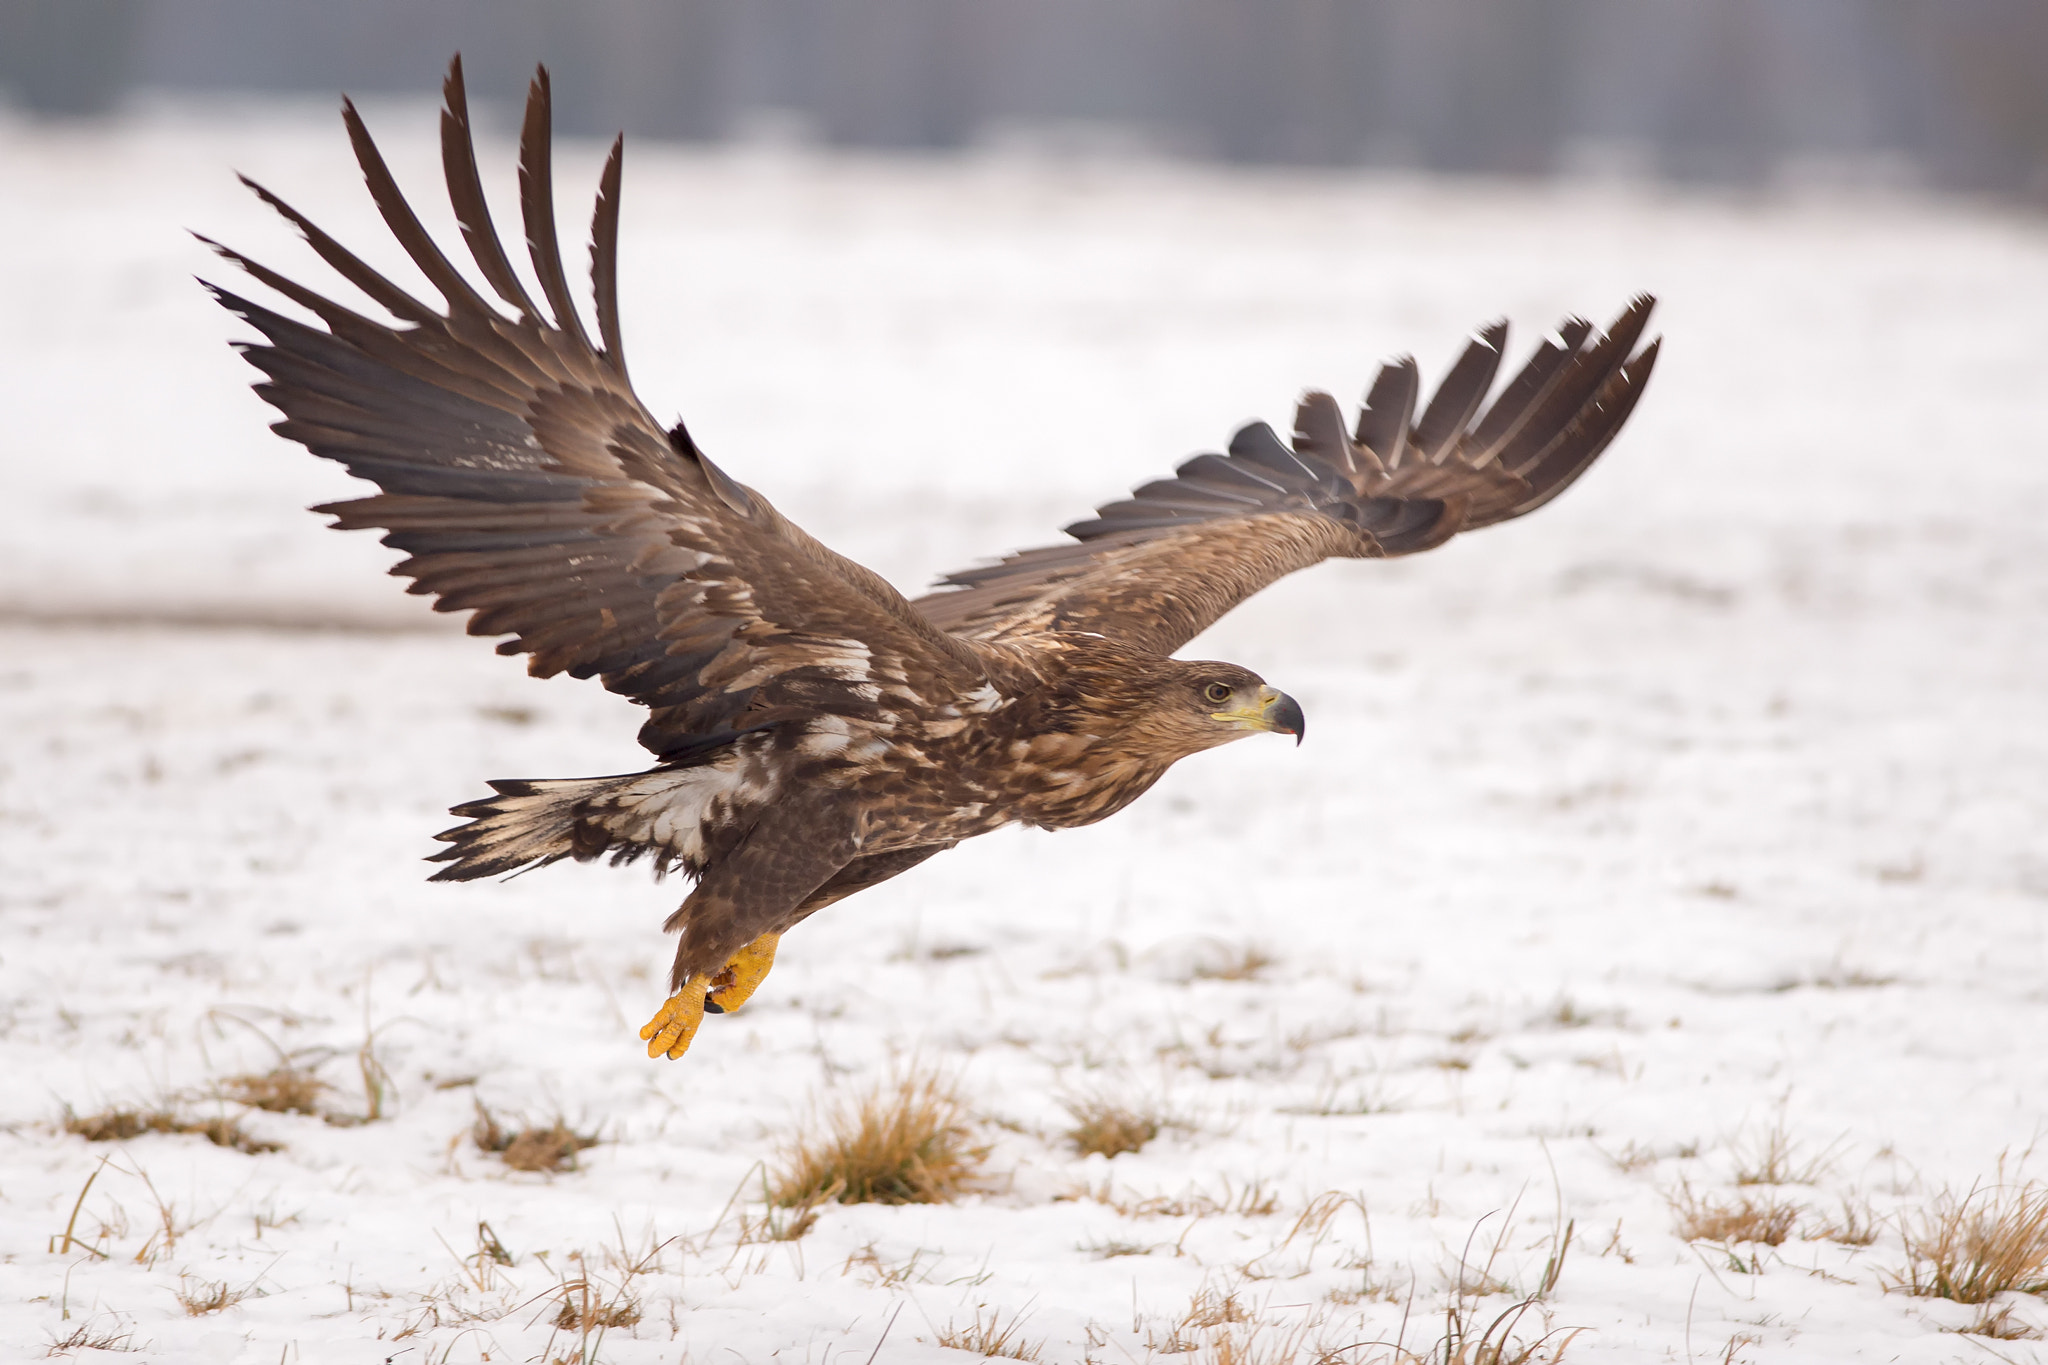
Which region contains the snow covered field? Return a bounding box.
[3,96,2047,1363]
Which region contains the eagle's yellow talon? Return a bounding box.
[639,979,710,1060]
[705,933,780,1014]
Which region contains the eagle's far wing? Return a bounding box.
[914,298,1661,655]
[207,58,989,759]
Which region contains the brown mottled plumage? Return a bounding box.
[206,59,1660,1058]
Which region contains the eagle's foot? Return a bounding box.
[639,978,711,1060]
[704,932,781,1015]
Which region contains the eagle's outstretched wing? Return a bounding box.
[206,58,991,760]
[915,300,1661,654]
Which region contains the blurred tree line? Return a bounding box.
[2,0,2044,196]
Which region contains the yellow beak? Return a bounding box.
[1212,686,1306,745]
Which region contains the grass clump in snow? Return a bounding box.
[769,1069,984,1207]
[1942,1303,2044,1341]
[1730,1117,1835,1186]
[935,1304,1043,1361]
[175,1277,250,1316]
[1803,1195,1881,1247]
[43,1321,140,1354]
[216,1065,327,1115]
[1062,1091,1177,1158]
[737,1176,834,1243]
[63,1105,278,1155]
[1667,1182,1800,1246]
[1069,1176,1281,1220]
[1898,1179,2048,1303]
[1147,1284,1253,1353]
[550,1281,641,1332]
[1423,1306,1587,1365]
[471,1102,600,1173]
[1145,1282,1452,1365]
[540,1259,647,1365]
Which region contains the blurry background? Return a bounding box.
[3,0,2046,198]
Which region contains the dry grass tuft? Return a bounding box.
[1595,1139,1663,1175]
[1731,1118,1835,1187]
[175,1277,250,1316]
[1534,997,1624,1031]
[1193,943,1278,982]
[1367,1283,1584,1365]
[1202,1331,1313,1365]
[550,1283,642,1333]
[1148,1284,1255,1353]
[1430,1302,1584,1365]
[1177,1309,1452,1365]
[1942,1303,2044,1340]
[1193,1323,1371,1365]
[840,1242,935,1287]
[936,1304,1043,1361]
[471,1103,600,1173]
[1084,1237,1156,1259]
[44,1322,140,1355]
[1899,1179,2048,1303]
[769,1070,985,1208]
[1071,1176,1280,1220]
[1062,1092,1175,1158]
[738,1180,834,1243]
[217,1066,326,1115]
[540,1265,645,1365]
[64,1105,278,1155]
[1802,1196,1881,1247]
[1668,1183,1801,1246]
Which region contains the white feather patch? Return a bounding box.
[600,756,755,865]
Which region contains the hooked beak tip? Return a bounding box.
[1268,690,1306,746]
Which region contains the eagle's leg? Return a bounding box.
[638,977,711,1060]
[642,811,858,1059]
[695,848,952,1020]
[703,932,780,1015]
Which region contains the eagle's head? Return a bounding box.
[1126,659,1305,756]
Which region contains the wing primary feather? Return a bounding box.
[1226,422,1322,487]
[340,96,493,319]
[1410,321,1506,463]
[206,241,518,418]
[235,175,439,326]
[439,55,543,318]
[1291,391,1361,477]
[1496,297,1655,477]
[211,262,546,418]
[197,237,395,346]
[517,66,597,353]
[1124,481,1266,514]
[1354,357,1417,469]
[1496,337,1661,521]
[1166,462,1269,505]
[591,134,629,376]
[1063,513,1212,538]
[214,285,473,415]
[1173,452,1294,497]
[1459,317,1592,466]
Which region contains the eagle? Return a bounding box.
[204,59,1659,1061]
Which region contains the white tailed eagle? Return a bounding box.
[204,59,1660,1059]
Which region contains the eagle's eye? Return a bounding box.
[1202,681,1234,705]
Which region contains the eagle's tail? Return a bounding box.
[427,775,640,882]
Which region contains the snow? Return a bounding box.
[3,96,2048,1363]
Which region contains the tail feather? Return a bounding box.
[429,775,631,881]
[430,755,743,882]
